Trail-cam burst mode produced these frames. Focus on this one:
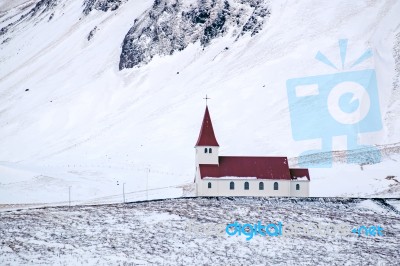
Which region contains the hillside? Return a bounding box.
[0,197,399,265]
[0,0,400,203]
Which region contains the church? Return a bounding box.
[194,105,310,197]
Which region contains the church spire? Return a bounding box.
[195,105,219,147]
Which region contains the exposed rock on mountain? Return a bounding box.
[0,0,59,36]
[119,0,270,69]
[83,0,127,15]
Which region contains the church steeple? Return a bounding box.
[194,103,219,167]
[195,105,219,147]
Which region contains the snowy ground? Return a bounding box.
[0,151,399,208]
[0,0,400,203]
[0,197,399,265]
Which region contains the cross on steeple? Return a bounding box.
[203,94,210,105]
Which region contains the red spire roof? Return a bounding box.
[195,106,219,147]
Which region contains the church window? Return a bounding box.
[204,148,208,153]
[209,148,212,153]
[244,182,249,190]
[208,182,212,189]
[230,181,234,190]
[274,182,279,190]
[259,182,264,190]
[296,184,300,190]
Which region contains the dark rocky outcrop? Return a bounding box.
[87,26,98,41]
[0,0,59,37]
[83,0,126,15]
[119,0,270,70]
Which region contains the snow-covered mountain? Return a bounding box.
[118,0,270,69]
[0,0,400,204]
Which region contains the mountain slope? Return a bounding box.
[0,0,400,203]
[1,197,399,265]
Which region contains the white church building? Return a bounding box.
[194,105,310,197]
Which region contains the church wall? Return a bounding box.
[195,146,219,165]
[290,181,309,197]
[198,179,293,197]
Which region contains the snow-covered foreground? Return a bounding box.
[0,197,399,265]
[1,0,400,202]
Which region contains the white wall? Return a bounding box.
[290,181,309,197]
[195,146,219,165]
[198,178,294,197]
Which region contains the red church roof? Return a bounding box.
[199,156,292,179]
[195,106,219,147]
[289,168,310,180]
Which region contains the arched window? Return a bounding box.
[208,182,212,189]
[274,182,279,190]
[259,182,264,190]
[204,148,208,153]
[244,182,249,190]
[296,184,300,190]
[209,148,212,153]
[230,181,235,190]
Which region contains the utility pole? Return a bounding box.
[123,183,126,203]
[68,186,71,208]
[146,166,150,201]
